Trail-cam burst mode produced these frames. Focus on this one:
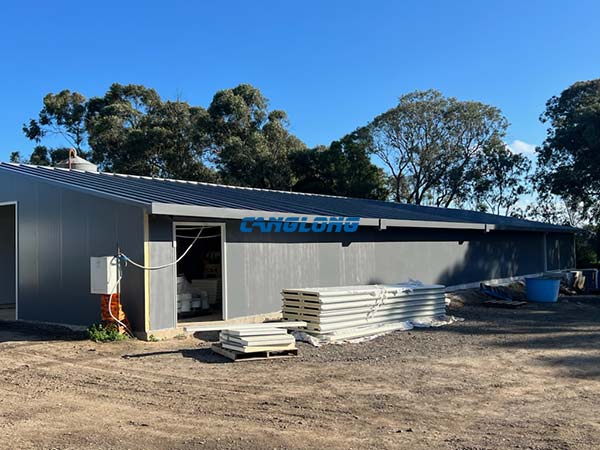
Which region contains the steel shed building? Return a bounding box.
[0,163,576,336]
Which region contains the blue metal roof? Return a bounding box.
[0,163,575,232]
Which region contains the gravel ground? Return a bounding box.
[1,295,599,450]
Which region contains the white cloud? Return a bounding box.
[507,140,537,155]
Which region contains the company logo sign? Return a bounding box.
[240,216,360,233]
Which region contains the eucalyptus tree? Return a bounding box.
[368,90,512,208]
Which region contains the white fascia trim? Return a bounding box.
[150,203,491,230]
[151,203,380,226]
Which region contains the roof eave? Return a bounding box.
[151,203,490,230]
[150,202,380,226]
[490,224,578,233]
[151,203,578,233]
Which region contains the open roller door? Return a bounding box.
[0,203,16,321]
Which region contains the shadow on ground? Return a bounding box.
[444,295,600,378]
[0,320,87,343]
[122,348,231,364]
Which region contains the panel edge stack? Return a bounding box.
[219,327,296,353]
[282,283,446,342]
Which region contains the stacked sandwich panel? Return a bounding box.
[191,278,222,305]
[219,327,296,353]
[282,283,446,339]
[176,276,192,313]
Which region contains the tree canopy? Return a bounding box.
[18,84,538,216]
[86,83,215,180]
[469,144,531,216]
[535,79,600,219]
[10,146,72,167]
[367,90,511,208]
[208,84,304,190]
[291,128,388,199]
[23,90,88,153]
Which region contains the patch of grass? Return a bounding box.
[87,323,128,342]
[148,334,159,342]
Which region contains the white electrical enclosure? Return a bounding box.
[90,256,118,295]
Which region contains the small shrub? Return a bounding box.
[87,323,128,342]
[148,334,159,342]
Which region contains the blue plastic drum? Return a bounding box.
[525,278,560,303]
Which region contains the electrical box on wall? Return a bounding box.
[90,256,118,295]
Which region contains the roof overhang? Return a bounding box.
[151,202,577,233]
[151,202,492,231]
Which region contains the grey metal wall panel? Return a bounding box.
[224,225,552,319]
[143,217,576,326]
[114,206,146,330]
[0,205,15,305]
[546,233,576,270]
[148,216,176,330]
[0,171,145,329]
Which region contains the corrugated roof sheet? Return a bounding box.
[0,163,575,232]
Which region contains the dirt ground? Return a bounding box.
[1,295,600,450]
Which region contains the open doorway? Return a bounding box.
[174,223,224,323]
[0,203,16,321]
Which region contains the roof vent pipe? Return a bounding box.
[56,148,98,172]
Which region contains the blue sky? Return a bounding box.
[0,0,599,161]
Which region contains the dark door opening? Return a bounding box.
[175,224,223,323]
[0,204,16,321]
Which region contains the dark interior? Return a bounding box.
[175,225,223,322]
[0,204,16,320]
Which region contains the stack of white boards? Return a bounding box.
[282,283,446,341]
[191,278,221,305]
[176,276,192,313]
[219,327,296,353]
